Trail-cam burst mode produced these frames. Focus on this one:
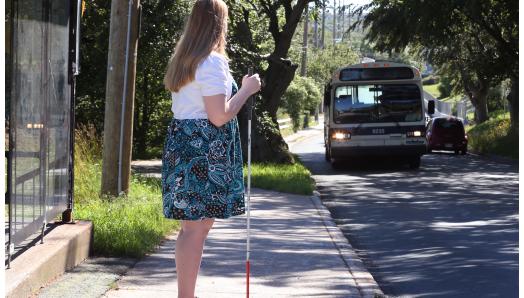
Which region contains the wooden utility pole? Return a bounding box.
[101,0,141,196]
[341,4,345,41]
[313,15,318,48]
[321,0,326,48]
[347,4,351,43]
[301,4,309,76]
[332,0,336,49]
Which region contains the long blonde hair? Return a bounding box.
[164,0,228,92]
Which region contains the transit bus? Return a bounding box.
[323,62,435,168]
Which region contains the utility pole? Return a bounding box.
[341,4,345,41]
[301,4,309,76]
[101,0,141,197]
[313,15,318,48]
[321,0,326,48]
[301,4,313,126]
[347,4,351,43]
[332,0,336,49]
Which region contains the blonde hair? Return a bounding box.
[164,0,228,92]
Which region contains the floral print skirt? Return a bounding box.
[161,117,245,221]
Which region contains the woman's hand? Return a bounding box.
[241,73,262,96]
[204,73,261,128]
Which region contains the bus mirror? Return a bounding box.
[428,100,435,115]
[324,90,331,107]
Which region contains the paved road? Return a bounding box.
[290,127,519,298]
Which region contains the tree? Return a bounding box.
[132,0,189,158]
[356,0,518,126]
[76,0,112,134]
[282,75,321,131]
[76,0,189,159]
[226,0,321,163]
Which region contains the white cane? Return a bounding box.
[246,67,254,298]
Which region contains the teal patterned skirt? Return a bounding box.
[161,117,246,220]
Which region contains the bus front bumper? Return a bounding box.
[330,144,427,158]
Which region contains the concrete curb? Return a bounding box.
[310,191,385,298]
[6,220,93,298]
[466,151,518,165]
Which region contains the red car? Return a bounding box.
[426,117,468,155]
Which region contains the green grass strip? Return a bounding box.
[74,161,179,258]
[466,113,518,159]
[246,160,315,195]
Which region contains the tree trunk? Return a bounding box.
[507,75,518,130]
[237,55,298,163]
[231,0,310,163]
[471,85,489,124]
[262,55,299,120]
[237,105,294,164]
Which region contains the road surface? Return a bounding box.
[290,127,518,298]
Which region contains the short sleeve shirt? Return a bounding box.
[171,52,233,119]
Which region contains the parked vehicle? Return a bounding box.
[426,117,468,155]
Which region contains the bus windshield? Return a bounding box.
[333,84,423,124]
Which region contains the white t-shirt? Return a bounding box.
[171,51,233,119]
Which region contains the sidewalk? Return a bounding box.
[103,188,382,298]
[35,116,383,297]
[283,114,324,146]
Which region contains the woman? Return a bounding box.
[162,1,261,297]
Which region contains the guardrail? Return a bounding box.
[277,118,292,129]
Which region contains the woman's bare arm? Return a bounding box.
[203,74,261,127]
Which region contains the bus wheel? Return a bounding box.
[408,156,421,169]
[325,145,331,161]
[330,159,342,170]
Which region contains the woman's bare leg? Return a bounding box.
[175,218,215,298]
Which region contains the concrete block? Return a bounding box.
[6,220,93,298]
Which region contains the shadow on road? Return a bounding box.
[295,147,519,298]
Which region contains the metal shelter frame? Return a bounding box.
[5,0,81,268]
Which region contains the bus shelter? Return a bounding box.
[5,0,81,267]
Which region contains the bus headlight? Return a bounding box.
[407,130,423,137]
[332,131,351,140]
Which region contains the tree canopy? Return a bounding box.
[357,0,518,127]
[77,0,359,162]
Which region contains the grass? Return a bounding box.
[73,125,179,258]
[423,83,441,99]
[72,121,316,258]
[247,159,315,195]
[466,112,518,159]
[441,94,463,104]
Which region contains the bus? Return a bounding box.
[323,62,435,169]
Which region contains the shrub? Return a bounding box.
[467,114,518,159]
[282,76,321,131]
[438,75,453,98]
